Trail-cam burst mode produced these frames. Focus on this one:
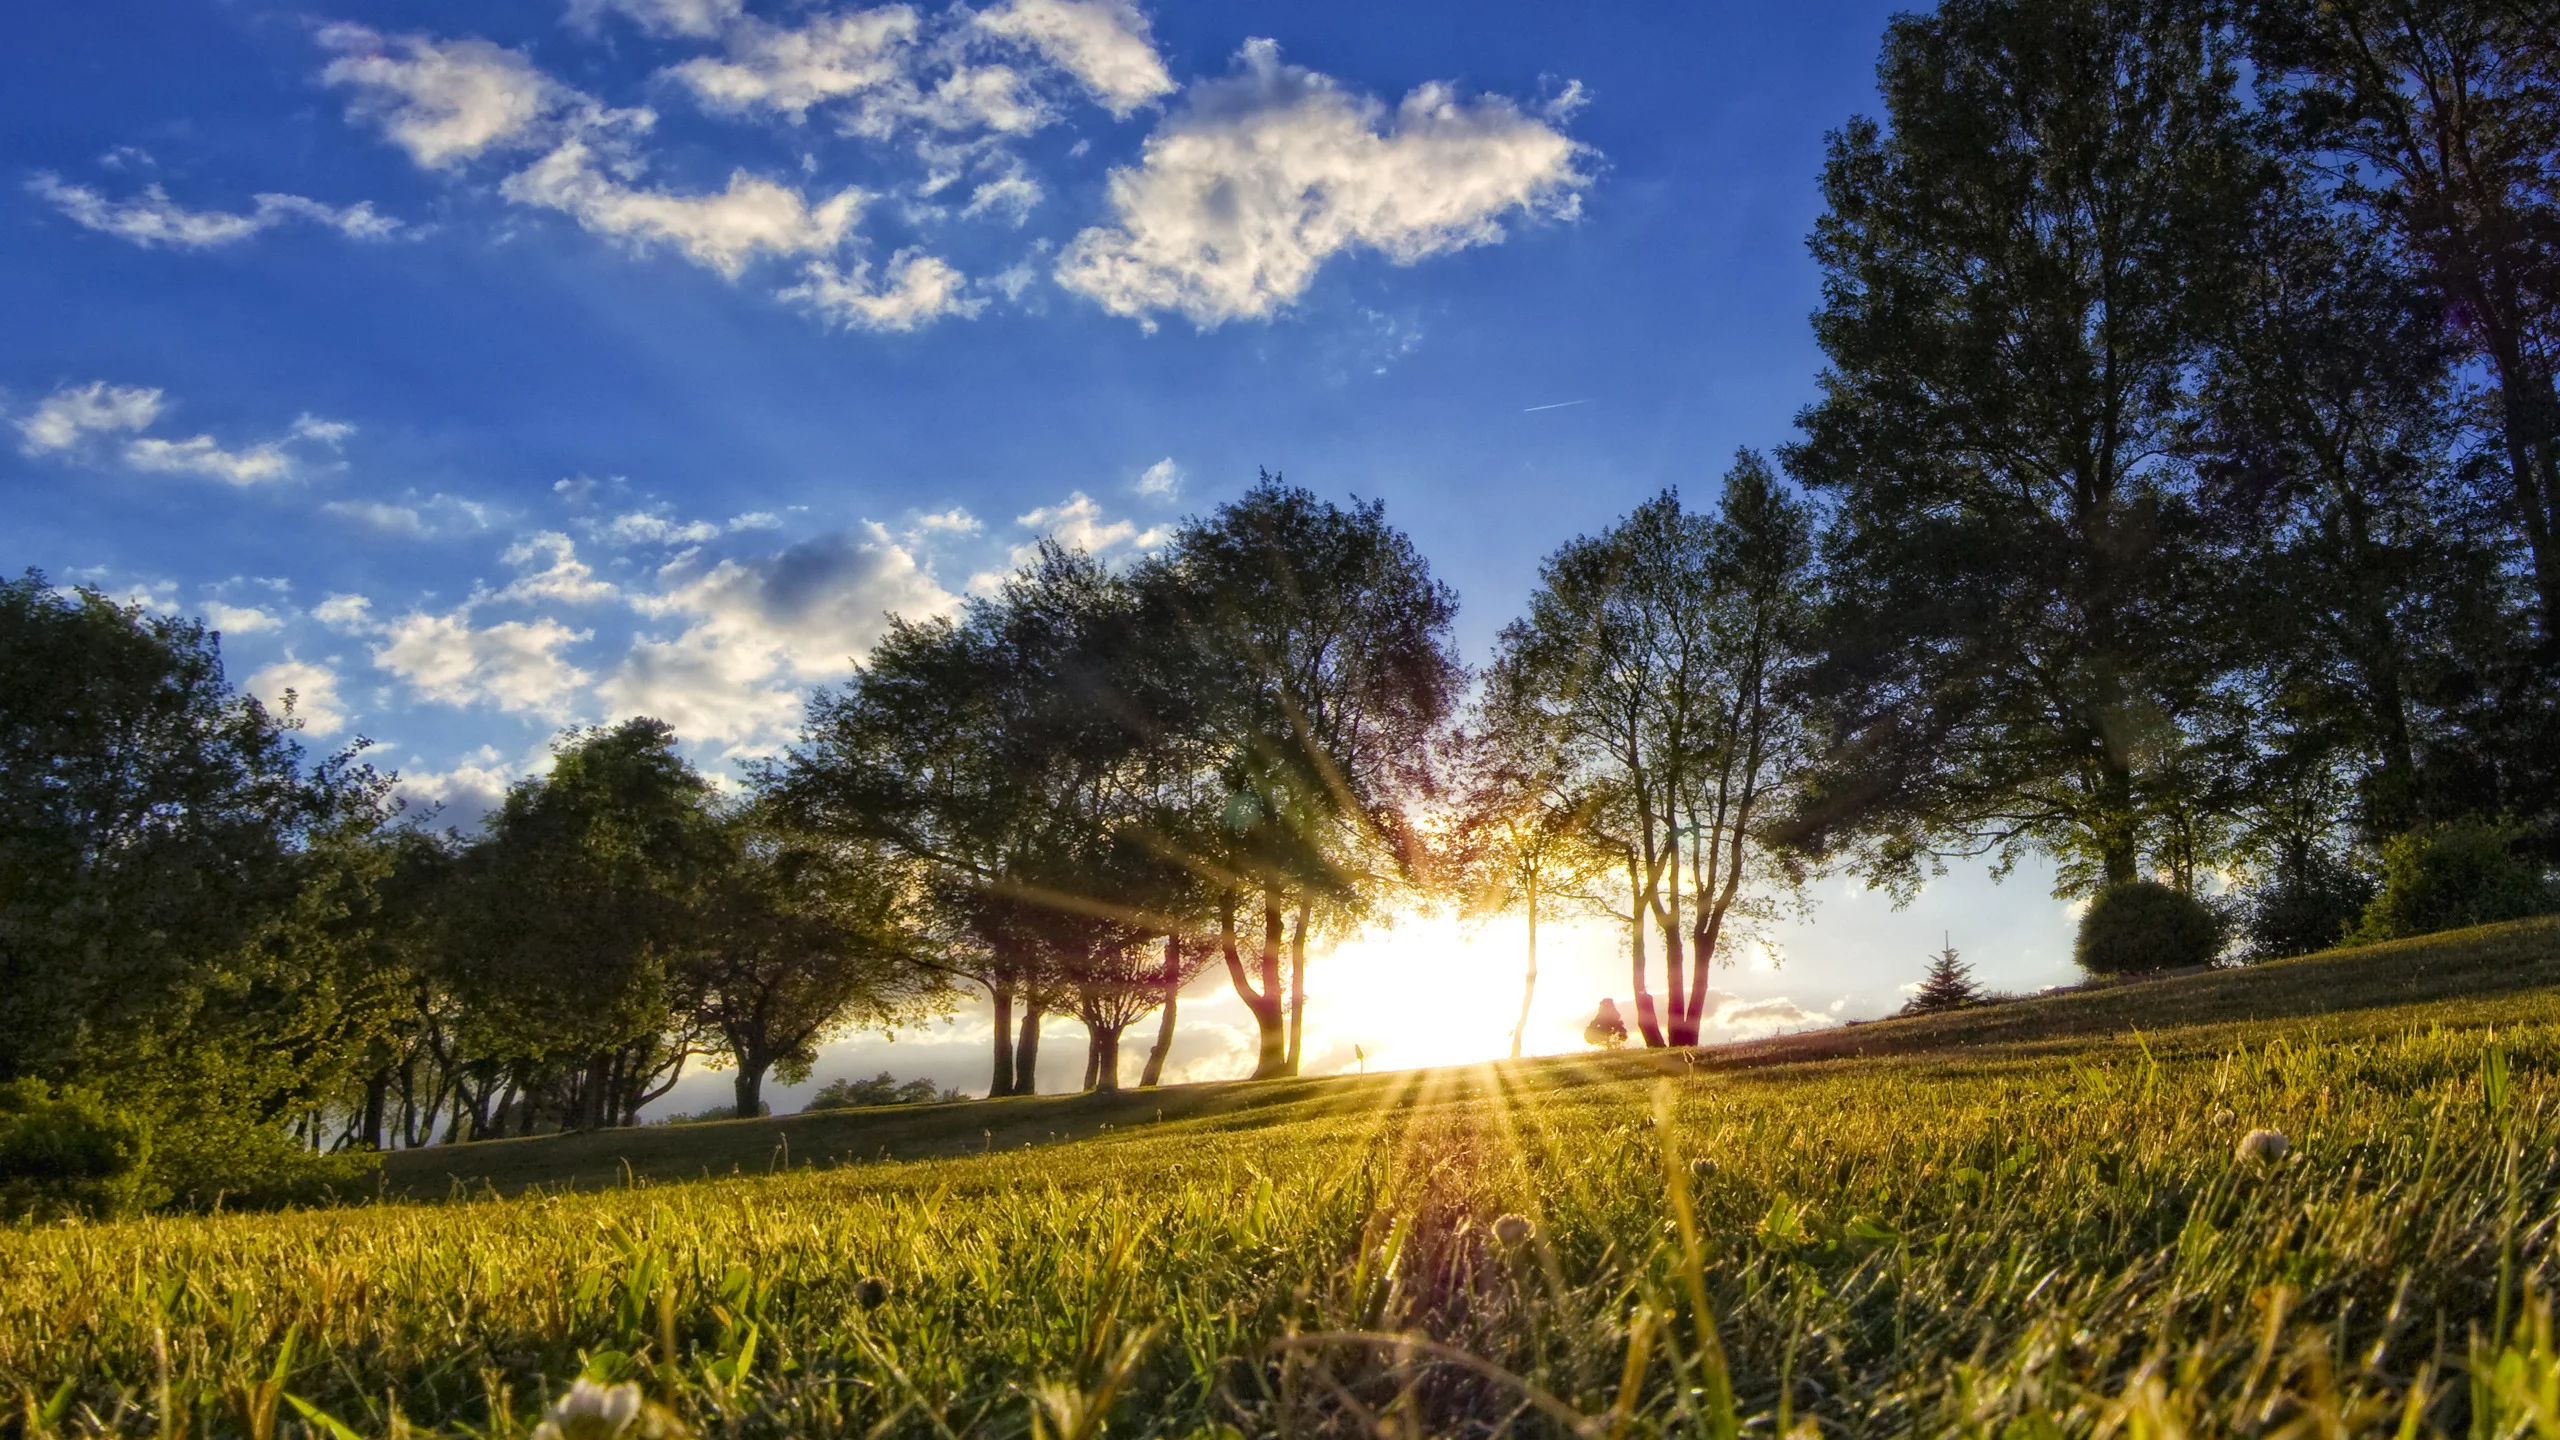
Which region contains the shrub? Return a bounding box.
[804,1074,961,1112]
[2076,880,2222,976]
[1582,999,1629,1048]
[2236,848,2375,960]
[147,1111,381,1213]
[0,1080,159,1221]
[2348,818,2558,944]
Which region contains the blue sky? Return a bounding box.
[4,0,2084,1099]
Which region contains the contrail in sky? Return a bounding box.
[1522,399,1590,412]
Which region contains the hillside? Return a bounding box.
[14,917,2560,1437]
[382,916,2560,1197]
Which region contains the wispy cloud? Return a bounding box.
[29,174,404,248]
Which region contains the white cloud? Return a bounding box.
[669,8,919,122]
[203,602,283,634]
[31,176,268,248]
[290,414,359,444]
[35,175,412,251]
[124,434,295,486]
[973,490,1159,588]
[727,511,782,531]
[500,136,864,279]
[319,25,566,170]
[16,381,162,454]
[391,751,519,828]
[245,657,351,736]
[1696,993,1838,1042]
[911,506,981,535]
[961,170,1042,225]
[602,509,723,546]
[496,531,620,605]
[373,609,594,717]
[314,593,376,630]
[322,493,494,538]
[977,0,1174,117]
[1056,40,1588,326]
[781,250,981,331]
[1133,456,1181,498]
[607,527,955,745]
[568,0,744,39]
[21,382,346,483]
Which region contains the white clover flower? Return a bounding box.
[2235,1128,2289,1164]
[533,1378,643,1440]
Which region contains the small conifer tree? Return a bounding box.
[1902,936,1982,1015]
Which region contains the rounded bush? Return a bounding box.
[0,1079,155,1220]
[2348,818,2557,945]
[2076,880,2222,976]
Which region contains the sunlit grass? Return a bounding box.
[11,933,2560,1436]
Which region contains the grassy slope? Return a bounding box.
[383,916,2560,1197]
[12,917,2560,1438]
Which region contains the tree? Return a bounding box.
[776,547,1197,1096]
[446,719,726,1131]
[1784,0,2264,897]
[1487,457,1818,1048]
[1139,477,1462,1078]
[2189,168,2504,848]
[1449,692,1610,1060]
[2250,0,2560,642]
[0,573,370,1084]
[690,811,946,1119]
[1583,999,1629,1049]
[1902,938,1983,1014]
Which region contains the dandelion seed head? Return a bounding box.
[1493,1213,1534,1246]
[2235,1128,2289,1163]
[533,1378,642,1440]
[855,1275,892,1309]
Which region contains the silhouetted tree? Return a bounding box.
[1785,0,2264,896]
[1139,477,1462,1077]
[1902,938,1983,1014]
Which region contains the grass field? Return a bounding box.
[10,918,2560,1438]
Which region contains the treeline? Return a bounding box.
[6,0,2560,1207]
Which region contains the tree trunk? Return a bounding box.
[1013,1002,1045,1096]
[989,982,1017,1098]
[1141,935,1181,1088]
[733,1059,766,1120]
[580,1052,612,1131]
[1511,880,1538,1060]
[360,1067,390,1151]
[1218,889,1290,1079]
[1285,900,1309,1075]
[1628,868,1665,1048]
[1092,1025,1124,1093]
[1663,830,1693,1046]
[1081,1031,1101,1092]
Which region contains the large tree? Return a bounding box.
[690,811,945,1118]
[2249,0,2560,642]
[777,547,1193,1095]
[445,719,726,1130]
[1487,456,1817,1048]
[2188,175,2505,844]
[0,573,394,1109]
[1783,0,2264,895]
[1138,477,1462,1078]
